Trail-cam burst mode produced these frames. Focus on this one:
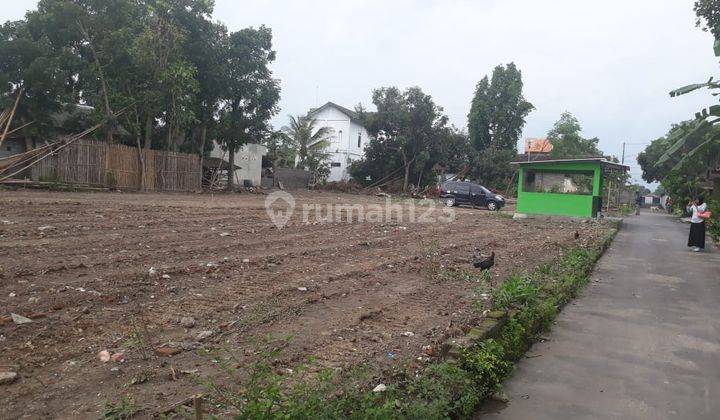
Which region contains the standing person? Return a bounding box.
[687,196,708,252]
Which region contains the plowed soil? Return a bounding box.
[0,190,613,418]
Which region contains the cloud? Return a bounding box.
[3,0,715,185]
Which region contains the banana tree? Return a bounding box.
[657,40,720,175]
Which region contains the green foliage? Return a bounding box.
[694,0,720,39]
[707,198,720,241]
[467,63,533,189]
[548,112,602,159]
[461,340,513,395]
[492,275,540,310]
[262,129,296,169]
[467,63,534,153]
[216,25,280,190]
[281,115,333,178]
[469,148,516,191]
[350,86,461,192]
[1,0,279,184]
[101,397,137,420]
[639,5,720,223]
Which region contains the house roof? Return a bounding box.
[511,157,630,171]
[203,156,241,170]
[309,102,363,123]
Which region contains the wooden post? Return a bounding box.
[193,395,203,420]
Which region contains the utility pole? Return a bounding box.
[621,142,626,165]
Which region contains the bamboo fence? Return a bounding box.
[29,139,200,191]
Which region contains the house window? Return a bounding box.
[357,132,362,148]
[330,162,341,167]
[5,146,11,151]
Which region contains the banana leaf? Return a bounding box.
[670,134,719,172]
[670,83,709,97]
[656,120,710,165]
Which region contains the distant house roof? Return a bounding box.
[203,156,241,171]
[511,157,630,172]
[525,138,553,153]
[309,101,364,124]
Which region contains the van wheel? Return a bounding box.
[444,197,455,207]
[487,201,498,211]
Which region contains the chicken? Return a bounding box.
[473,252,495,270]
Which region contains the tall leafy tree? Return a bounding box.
[186,21,229,165]
[466,63,533,189]
[0,11,84,146]
[694,0,720,39]
[467,63,534,152]
[359,86,447,192]
[262,129,295,169]
[547,112,602,158]
[216,25,280,190]
[2,0,284,193]
[635,1,720,240]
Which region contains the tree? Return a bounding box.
[638,124,720,199]
[0,12,84,146]
[466,63,533,189]
[470,149,517,190]
[430,126,472,178]
[694,0,720,39]
[358,86,447,192]
[263,129,295,169]
[1,0,285,193]
[216,26,280,191]
[548,112,602,158]
[467,63,534,152]
[186,21,229,168]
[281,115,332,174]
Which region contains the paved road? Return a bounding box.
[480,213,720,420]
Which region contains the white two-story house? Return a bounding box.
[308,102,370,182]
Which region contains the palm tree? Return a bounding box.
[282,115,333,173]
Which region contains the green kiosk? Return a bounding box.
[512,158,629,218]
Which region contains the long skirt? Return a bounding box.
[688,221,706,249]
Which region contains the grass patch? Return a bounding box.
[198,230,617,419]
[101,397,138,419]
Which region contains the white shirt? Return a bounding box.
[687,203,708,223]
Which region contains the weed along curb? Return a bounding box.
[198,223,620,419]
[444,222,620,365]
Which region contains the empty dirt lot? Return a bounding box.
[0,190,613,418]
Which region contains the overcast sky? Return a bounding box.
[3,0,717,185]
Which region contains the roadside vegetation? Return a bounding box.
[637,0,720,241]
[195,232,616,419]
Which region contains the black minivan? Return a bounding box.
[440,181,505,211]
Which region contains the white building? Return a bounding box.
[308,102,370,182]
[209,141,267,187]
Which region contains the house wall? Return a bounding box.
[0,138,26,159]
[210,142,267,187]
[311,105,369,182]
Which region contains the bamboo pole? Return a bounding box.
[0,89,24,147]
[0,120,107,182]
